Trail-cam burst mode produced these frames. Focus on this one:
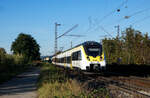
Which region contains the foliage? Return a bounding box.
[103,27,150,64]
[38,63,82,98]
[0,48,30,83]
[0,33,40,83]
[11,33,40,61]
[0,47,6,54]
[38,63,110,98]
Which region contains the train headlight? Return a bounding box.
[100,56,103,60]
[87,56,90,61]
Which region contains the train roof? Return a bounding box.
[81,41,101,46]
[53,41,101,56]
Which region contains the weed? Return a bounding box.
[38,63,110,98]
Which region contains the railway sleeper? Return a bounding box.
[108,84,150,98]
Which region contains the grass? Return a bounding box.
[0,53,32,84]
[37,63,110,98]
[38,79,82,98]
[38,63,83,98]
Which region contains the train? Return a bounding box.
[52,41,106,71]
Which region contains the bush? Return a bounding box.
[0,49,30,83]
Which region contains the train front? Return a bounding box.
[83,41,106,71]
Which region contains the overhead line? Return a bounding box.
[129,8,150,18]
[99,26,113,38]
[57,24,78,39]
[84,0,128,37]
[111,8,150,26]
[131,15,150,25]
[64,34,85,37]
[98,0,128,23]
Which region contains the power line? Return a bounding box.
[99,26,113,38]
[131,15,150,25]
[111,8,150,26]
[55,24,86,53]
[57,24,78,39]
[98,0,128,23]
[64,34,85,37]
[54,23,78,55]
[84,0,128,37]
[127,8,150,18]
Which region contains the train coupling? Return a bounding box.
[86,64,105,71]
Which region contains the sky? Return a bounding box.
[0,0,150,56]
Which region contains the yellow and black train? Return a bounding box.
[52,41,106,71]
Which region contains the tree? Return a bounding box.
[0,48,6,65]
[102,27,150,65]
[11,33,40,61]
[0,48,6,54]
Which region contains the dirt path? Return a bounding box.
[0,67,40,98]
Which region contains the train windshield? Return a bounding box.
[84,45,102,57]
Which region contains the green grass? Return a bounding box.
[37,63,110,98]
[0,53,31,84]
[38,63,83,98]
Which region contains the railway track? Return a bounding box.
[105,72,150,90]
[82,71,150,98]
[53,65,150,97]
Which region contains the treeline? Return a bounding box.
[0,48,29,83]
[0,33,40,83]
[103,27,150,65]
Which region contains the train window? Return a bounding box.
[55,58,58,62]
[78,51,81,60]
[62,58,64,63]
[72,52,77,60]
[64,57,67,63]
[84,45,102,57]
[58,58,61,63]
[60,58,63,63]
[72,51,81,60]
[56,58,58,63]
[66,56,71,63]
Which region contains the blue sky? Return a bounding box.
[0,0,150,56]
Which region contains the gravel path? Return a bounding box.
[0,67,40,98]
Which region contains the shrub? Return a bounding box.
[0,49,30,83]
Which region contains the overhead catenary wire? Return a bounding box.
[98,0,128,23]
[91,2,150,39]
[59,34,85,49]
[110,7,150,27]
[131,15,150,26]
[58,25,85,51]
[59,37,85,51]
[84,0,128,37]
[89,0,128,28]
[57,24,78,39]
[64,34,86,37]
[91,2,150,36]
[127,8,150,18]
[99,26,113,38]
[54,23,78,55]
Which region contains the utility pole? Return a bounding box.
[54,23,78,55]
[115,25,120,38]
[115,25,122,63]
[55,22,61,55]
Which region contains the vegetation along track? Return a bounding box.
[82,71,150,98]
